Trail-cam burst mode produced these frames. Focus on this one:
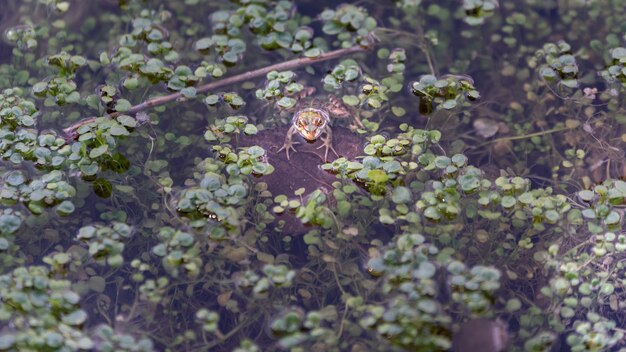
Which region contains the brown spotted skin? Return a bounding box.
[278,89,353,161]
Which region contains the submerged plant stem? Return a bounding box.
[375,27,436,75]
[203,320,248,350]
[475,126,575,148]
[63,42,373,139]
[337,304,349,340]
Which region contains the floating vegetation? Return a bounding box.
[3,0,626,351]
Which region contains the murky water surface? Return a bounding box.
[1,1,625,351]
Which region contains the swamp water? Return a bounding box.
[1,0,626,351]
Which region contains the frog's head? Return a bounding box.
[292,108,329,141]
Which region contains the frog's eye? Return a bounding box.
[313,118,322,125]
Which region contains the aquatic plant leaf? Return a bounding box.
[93,178,112,198]
[0,335,15,349]
[6,171,25,186]
[62,310,87,325]
[89,145,108,158]
[0,214,21,235]
[391,186,411,204]
[114,99,131,112]
[56,200,75,216]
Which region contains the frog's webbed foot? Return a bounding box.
[277,126,299,160]
[317,128,338,162]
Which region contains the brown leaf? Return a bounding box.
[217,290,232,306]
[473,118,499,138]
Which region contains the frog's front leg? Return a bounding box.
[317,126,338,161]
[277,125,300,160]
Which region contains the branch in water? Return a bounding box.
[63,40,374,140]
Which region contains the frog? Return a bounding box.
[277,87,361,161]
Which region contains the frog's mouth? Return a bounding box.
[301,130,323,141]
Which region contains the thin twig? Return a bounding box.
[473,126,575,149]
[337,304,349,340]
[332,263,347,296]
[63,41,373,139]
